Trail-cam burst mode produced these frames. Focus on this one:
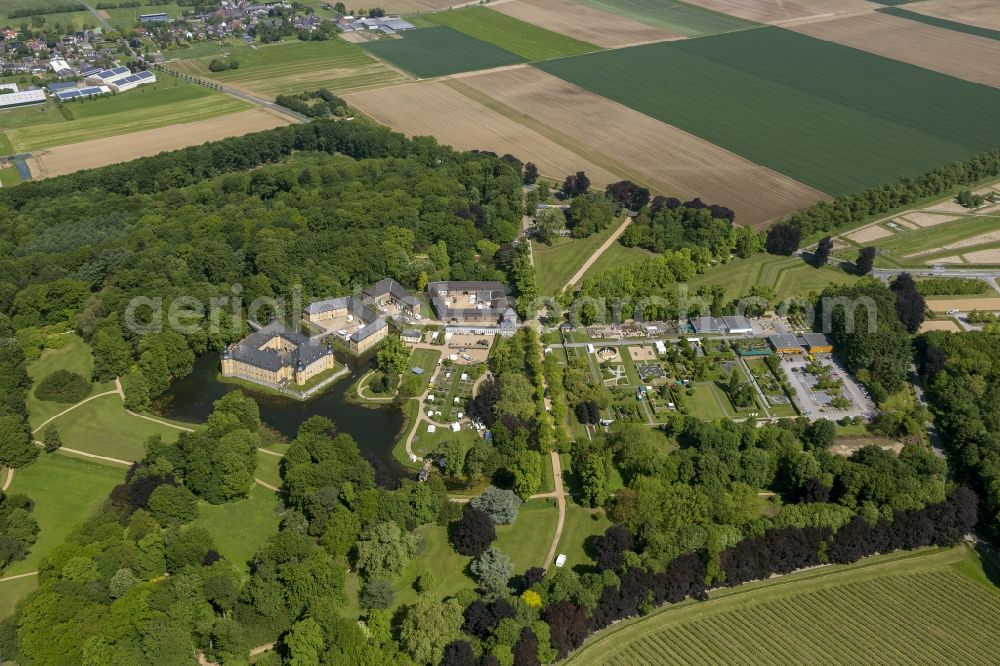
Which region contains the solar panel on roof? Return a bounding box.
[98,69,115,78]
[137,71,153,79]
[112,66,129,74]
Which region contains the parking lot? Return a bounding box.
[782,355,876,420]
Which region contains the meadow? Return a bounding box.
[4,454,124,578]
[839,215,1000,267]
[575,0,756,36]
[189,485,282,575]
[171,37,406,98]
[3,79,249,152]
[101,2,186,29]
[537,27,1000,195]
[565,547,1000,664]
[533,217,630,295]
[423,6,600,61]
[25,333,117,429]
[361,26,525,78]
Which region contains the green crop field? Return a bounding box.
[0,0,84,13]
[575,0,757,37]
[362,26,525,78]
[537,27,1000,196]
[3,79,250,152]
[424,7,600,60]
[566,547,1000,664]
[102,2,186,30]
[171,37,405,97]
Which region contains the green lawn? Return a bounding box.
[495,498,560,573]
[537,28,1000,195]
[0,163,21,186]
[683,252,858,302]
[554,501,611,572]
[4,454,124,577]
[580,242,656,283]
[0,130,13,154]
[172,37,405,98]
[102,2,186,29]
[189,485,282,575]
[576,0,757,36]
[0,574,37,620]
[685,382,730,420]
[4,79,250,152]
[533,217,629,295]
[255,448,284,489]
[362,26,525,78]
[425,6,600,60]
[565,546,1000,665]
[46,394,183,462]
[26,334,116,430]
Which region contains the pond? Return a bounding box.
[152,353,409,486]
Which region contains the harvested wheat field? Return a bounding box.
[919,319,962,333]
[27,108,293,179]
[791,12,1000,89]
[928,255,966,264]
[928,298,1000,312]
[908,0,1000,31]
[903,212,963,228]
[961,249,1000,264]
[344,81,619,186]
[455,67,826,226]
[683,0,872,24]
[491,0,677,48]
[847,225,894,243]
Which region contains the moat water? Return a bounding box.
[152,353,409,485]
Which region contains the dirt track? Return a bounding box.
[491,0,678,48]
[27,108,293,179]
[458,67,827,227]
[791,12,1000,89]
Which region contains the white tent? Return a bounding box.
[427,425,436,433]
[450,422,461,432]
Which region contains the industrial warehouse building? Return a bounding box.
[0,85,46,109]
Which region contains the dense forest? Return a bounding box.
[0,119,530,468]
[918,332,1000,541]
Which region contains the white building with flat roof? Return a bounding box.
[0,89,46,110]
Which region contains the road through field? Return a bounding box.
[27,108,294,179]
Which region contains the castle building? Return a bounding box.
[221,321,335,387]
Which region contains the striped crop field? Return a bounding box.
[566,547,1000,665]
[171,38,407,98]
[423,6,601,60]
[361,26,526,78]
[536,27,1000,196]
[575,0,757,37]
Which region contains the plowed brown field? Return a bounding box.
[344,80,619,186]
[791,12,1000,89]
[27,108,293,179]
[457,67,827,226]
[491,0,678,47]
